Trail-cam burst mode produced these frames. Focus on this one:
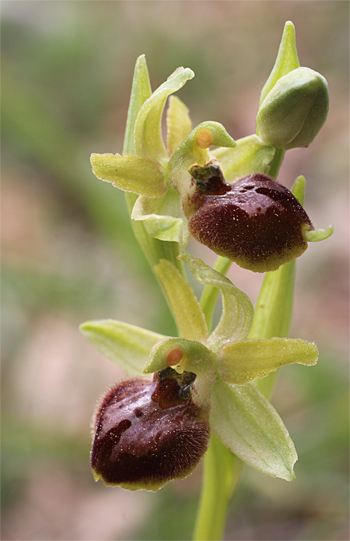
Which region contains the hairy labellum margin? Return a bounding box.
[91,368,210,491]
[187,169,313,273]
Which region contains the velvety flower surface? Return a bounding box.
[90,52,332,272]
[90,62,236,249]
[81,254,319,490]
[91,369,210,491]
[84,21,333,492]
[187,171,314,272]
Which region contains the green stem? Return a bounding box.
[268,147,285,179]
[193,176,305,540]
[194,265,296,541]
[194,257,237,541]
[250,260,296,398]
[193,435,243,541]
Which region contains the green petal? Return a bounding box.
[166,96,193,156]
[154,259,208,342]
[131,185,190,246]
[211,135,275,183]
[180,253,254,353]
[210,379,297,481]
[305,225,334,242]
[259,21,300,109]
[80,320,165,375]
[134,67,194,163]
[90,153,166,197]
[217,338,318,385]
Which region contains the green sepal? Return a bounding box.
[90,153,166,197]
[180,253,254,353]
[210,378,297,481]
[80,319,165,375]
[154,259,208,343]
[256,67,329,149]
[131,184,190,245]
[143,336,213,375]
[259,21,300,109]
[217,337,318,385]
[167,96,193,155]
[134,67,194,163]
[200,256,232,330]
[122,56,183,276]
[123,55,152,156]
[305,225,334,242]
[211,135,275,183]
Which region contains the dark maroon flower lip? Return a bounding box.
[90,369,210,491]
[187,172,313,273]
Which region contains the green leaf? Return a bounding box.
[134,67,195,163]
[166,96,193,155]
[80,319,165,375]
[217,338,318,385]
[211,135,275,183]
[123,55,152,156]
[210,378,297,481]
[180,253,254,353]
[131,184,190,246]
[259,21,300,109]
[154,259,208,342]
[90,153,166,197]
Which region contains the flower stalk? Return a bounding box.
[82,20,333,541]
[193,177,303,541]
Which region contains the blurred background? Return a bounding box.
[2,1,349,540]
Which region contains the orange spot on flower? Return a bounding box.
[166,348,183,366]
[196,129,214,149]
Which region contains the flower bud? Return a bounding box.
[187,172,313,272]
[256,67,329,149]
[90,368,210,491]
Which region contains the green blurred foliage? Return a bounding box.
[1,2,349,540]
